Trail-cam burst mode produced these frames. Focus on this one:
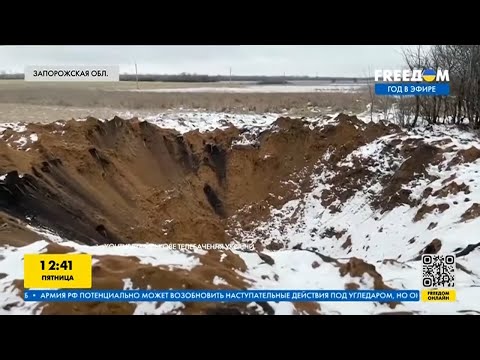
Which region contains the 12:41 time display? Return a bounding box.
[40,260,73,271]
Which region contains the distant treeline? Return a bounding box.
[119,74,368,83]
[0,74,25,79]
[0,72,371,83]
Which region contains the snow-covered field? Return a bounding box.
[127,84,366,94]
[1,106,480,315]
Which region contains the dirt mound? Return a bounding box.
[339,257,390,290]
[461,203,480,222]
[0,211,43,247]
[448,146,480,167]
[374,143,443,213]
[433,182,470,198]
[412,239,442,260]
[413,203,450,222]
[338,258,399,309]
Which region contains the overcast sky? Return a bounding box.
[0,45,414,77]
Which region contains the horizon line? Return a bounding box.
[0,72,374,79]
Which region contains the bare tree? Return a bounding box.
[402,45,427,128]
[365,67,375,122]
[377,93,394,122]
[395,97,416,127]
[401,45,480,129]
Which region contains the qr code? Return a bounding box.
[422,254,455,288]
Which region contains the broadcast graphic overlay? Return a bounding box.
[421,254,456,302]
[374,68,450,96]
[24,65,120,82]
[23,250,422,303]
[23,254,92,290]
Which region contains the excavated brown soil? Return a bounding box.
[374,143,444,213]
[338,257,399,309]
[448,146,480,168]
[0,114,399,248]
[461,203,480,222]
[0,213,43,246]
[413,203,450,222]
[412,239,443,261]
[433,182,471,198]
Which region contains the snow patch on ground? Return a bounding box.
[127,84,366,94]
[212,276,229,286]
[143,111,281,134]
[0,122,27,134]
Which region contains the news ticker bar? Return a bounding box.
[375,83,450,96]
[22,289,440,303]
[24,65,120,82]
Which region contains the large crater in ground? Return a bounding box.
[0,114,396,247]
